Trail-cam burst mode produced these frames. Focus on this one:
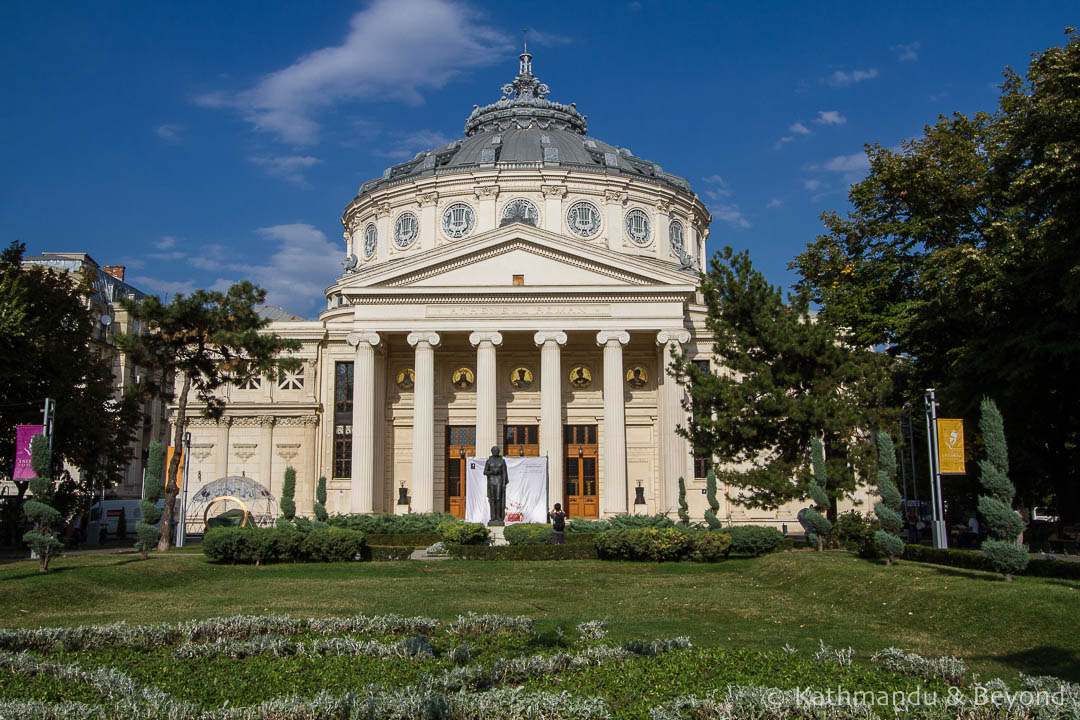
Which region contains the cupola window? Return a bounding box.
[394,212,419,248]
[566,201,601,238]
[363,224,378,258]
[442,203,475,239]
[625,209,651,246]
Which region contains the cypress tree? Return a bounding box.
[278,466,297,525]
[22,434,63,572]
[803,438,833,551]
[872,430,905,565]
[704,469,722,528]
[135,442,164,560]
[313,476,329,522]
[977,398,1028,580]
[677,477,690,526]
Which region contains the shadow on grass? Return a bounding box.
[916,565,1001,582]
[971,645,1080,683]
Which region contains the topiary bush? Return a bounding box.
[687,531,732,562]
[313,476,329,522]
[803,438,832,551]
[703,470,722,529]
[872,431,904,565]
[503,523,552,545]
[278,466,296,523]
[833,511,880,558]
[723,525,785,556]
[300,527,366,562]
[203,526,363,563]
[595,528,690,562]
[330,512,456,535]
[21,434,63,572]
[977,398,1028,580]
[135,441,165,559]
[677,476,690,525]
[438,520,490,546]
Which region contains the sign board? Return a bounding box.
[13,425,44,480]
[164,446,186,490]
[465,456,548,525]
[936,418,966,474]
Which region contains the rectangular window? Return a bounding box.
[693,359,710,374]
[335,361,354,414]
[694,455,709,480]
[334,424,352,478]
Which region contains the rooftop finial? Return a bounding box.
[519,28,532,75]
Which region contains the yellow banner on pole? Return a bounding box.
[937,418,966,474]
[165,446,185,490]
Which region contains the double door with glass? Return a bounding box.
[565,424,599,518]
[445,426,476,518]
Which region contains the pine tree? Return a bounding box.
[703,470,722,528]
[21,434,63,572]
[977,398,1028,580]
[872,431,905,565]
[313,476,329,522]
[135,442,164,560]
[803,438,833,551]
[677,477,690,526]
[277,466,297,528]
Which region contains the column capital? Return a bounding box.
[656,328,691,347]
[468,331,503,347]
[258,415,276,428]
[346,331,381,348]
[533,330,568,347]
[407,331,441,348]
[596,330,630,347]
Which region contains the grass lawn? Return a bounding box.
[1,549,1077,683]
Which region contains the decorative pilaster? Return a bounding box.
[541,185,566,234]
[347,331,381,514]
[596,330,630,514]
[419,192,439,250]
[657,329,692,514]
[604,189,629,251]
[374,202,392,263]
[407,331,441,513]
[473,186,500,233]
[216,417,232,480]
[534,331,568,507]
[469,331,503,453]
[302,415,318,517]
[258,416,275,498]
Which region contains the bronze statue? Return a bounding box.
[483,445,509,524]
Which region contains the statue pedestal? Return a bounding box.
[487,520,504,527]
[488,524,508,546]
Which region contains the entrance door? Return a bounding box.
[565,425,599,518]
[446,426,475,518]
[504,424,539,458]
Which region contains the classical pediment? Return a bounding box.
[339,224,697,291]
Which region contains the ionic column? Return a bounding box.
[535,331,568,508]
[596,330,630,514]
[258,416,275,497]
[407,331,441,512]
[469,331,503,453]
[347,331,381,514]
[216,416,232,480]
[300,415,318,516]
[657,329,692,514]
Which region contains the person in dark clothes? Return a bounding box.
[548,503,568,544]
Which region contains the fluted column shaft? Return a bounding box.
[258,417,275,497]
[658,329,692,514]
[597,331,630,515]
[535,331,568,508]
[348,332,380,514]
[216,417,231,480]
[408,332,440,513]
[469,332,503,454]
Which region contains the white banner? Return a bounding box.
[465,456,548,525]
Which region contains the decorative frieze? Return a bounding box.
[276,443,301,461]
[232,443,257,461]
[190,443,214,461]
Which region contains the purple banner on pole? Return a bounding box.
[14,425,44,480]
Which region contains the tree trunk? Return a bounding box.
[817,536,823,552]
[157,373,191,552]
[38,555,47,573]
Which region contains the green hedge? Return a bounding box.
[503,523,552,545]
[445,543,599,560]
[903,544,1080,579]
[437,520,490,546]
[202,526,365,564]
[565,513,675,533]
[595,528,732,562]
[365,545,414,561]
[364,533,439,547]
[328,512,457,534]
[723,525,786,556]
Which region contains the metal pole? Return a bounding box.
[177,432,191,547]
[924,390,940,548]
[924,389,947,549]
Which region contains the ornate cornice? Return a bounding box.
[259,416,276,428]
[349,290,691,306]
[276,415,319,427]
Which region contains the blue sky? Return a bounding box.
[1,1,1074,318]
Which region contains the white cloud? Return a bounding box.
[766,198,784,209]
[803,179,822,191]
[710,204,751,229]
[154,235,178,250]
[824,152,870,174]
[154,124,184,142]
[892,42,920,62]
[774,136,794,150]
[129,276,198,296]
[196,0,510,144]
[701,175,732,201]
[250,155,323,185]
[816,110,846,126]
[373,129,453,160]
[702,174,726,185]
[147,251,187,261]
[826,68,879,87]
[789,121,811,135]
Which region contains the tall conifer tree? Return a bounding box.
[977,398,1028,580]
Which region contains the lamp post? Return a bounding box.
[176,431,191,547]
[924,389,947,549]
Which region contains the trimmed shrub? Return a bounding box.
[135,441,165,559]
[21,434,63,572]
[977,397,1028,579]
[330,511,456,535]
[565,514,673,533]
[565,518,608,533]
[299,527,365,562]
[688,531,732,562]
[677,476,690,525]
[313,476,328,522]
[503,523,552,545]
[833,511,880,558]
[203,526,364,563]
[438,520,490,546]
[873,431,904,565]
[279,466,296,520]
[595,528,690,562]
[804,438,832,551]
[445,544,598,560]
[723,525,785,556]
[703,470,722,529]
[981,539,1030,578]
[364,533,439,547]
[366,545,414,561]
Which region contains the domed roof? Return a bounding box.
[355,50,692,199]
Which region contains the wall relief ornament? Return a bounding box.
[451,367,475,390]
[276,443,301,461]
[509,366,534,389]
[625,365,649,389]
[396,368,415,390]
[568,365,593,389]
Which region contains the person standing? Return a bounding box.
[548,503,568,545]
